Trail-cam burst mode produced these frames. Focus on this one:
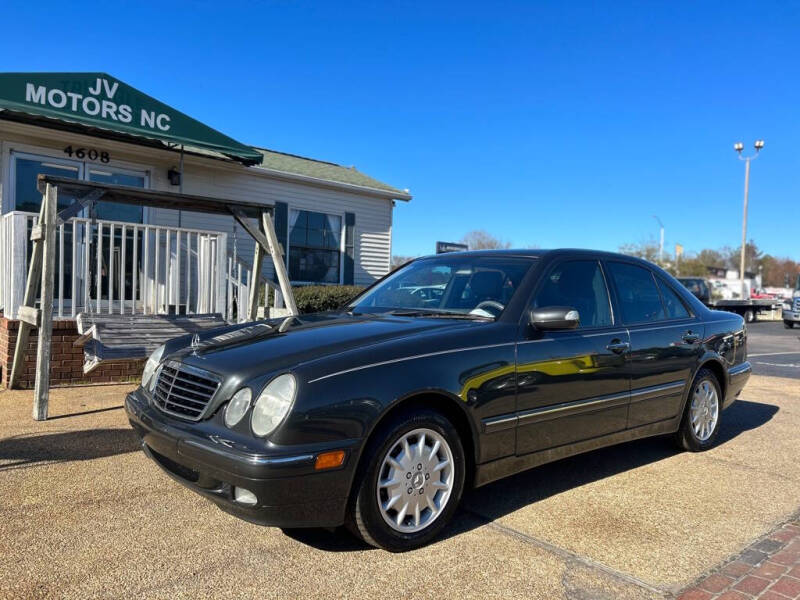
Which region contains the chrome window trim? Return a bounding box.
[626,321,698,333]
[578,329,629,338]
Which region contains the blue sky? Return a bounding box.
[3,1,799,259]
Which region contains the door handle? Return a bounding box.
[682,332,700,344]
[606,340,630,354]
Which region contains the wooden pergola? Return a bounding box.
[13,174,298,420]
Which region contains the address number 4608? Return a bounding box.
[63,146,110,163]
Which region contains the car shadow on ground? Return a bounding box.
[0,428,140,472]
[46,405,125,420]
[283,399,778,552]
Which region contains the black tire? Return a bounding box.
[348,408,465,552]
[785,321,795,329]
[674,368,723,452]
[743,309,755,323]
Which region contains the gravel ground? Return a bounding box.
[0,375,797,599]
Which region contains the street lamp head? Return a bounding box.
[734,142,744,153]
[754,140,765,151]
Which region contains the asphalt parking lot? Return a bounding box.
[1,375,798,600]
[747,320,800,379]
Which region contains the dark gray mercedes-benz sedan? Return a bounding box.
[125,249,751,551]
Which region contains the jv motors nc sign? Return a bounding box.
[25,76,172,131]
[0,72,263,164]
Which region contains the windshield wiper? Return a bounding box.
[385,309,494,321]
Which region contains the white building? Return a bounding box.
[0,73,411,314]
[0,72,411,386]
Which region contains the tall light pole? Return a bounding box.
[653,215,664,264]
[734,140,764,298]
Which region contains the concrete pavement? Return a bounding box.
[0,375,797,599]
[746,321,800,379]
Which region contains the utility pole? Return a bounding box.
[734,140,764,298]
[653,215,664,264]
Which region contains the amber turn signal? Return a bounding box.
[314,450,345,470]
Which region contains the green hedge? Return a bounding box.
[269,285,364,314]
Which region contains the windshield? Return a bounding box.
[349,255,535,318]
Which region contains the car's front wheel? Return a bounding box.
[785,320,795,329]
[349,409,465,551]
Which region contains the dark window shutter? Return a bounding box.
[344,212,355,285]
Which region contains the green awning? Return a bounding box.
[0,72,263,165]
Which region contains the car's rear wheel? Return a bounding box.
[349,409,465,551]
[675,368,722,451]
[785,320,795,329]
[743,309,755,323]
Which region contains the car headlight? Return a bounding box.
[225,388,252,428]
[251,374,297,437]
[142,345,165,391]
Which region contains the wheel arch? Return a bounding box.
[696,357,728,400]
[674,357,727,435]
[350,391,479,495]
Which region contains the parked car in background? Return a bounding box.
[712,279,735,300]
[783,274,800,328]
[678,277,711,303]
[677,276,777,323]
[126,249,751,551]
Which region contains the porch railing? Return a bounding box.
[0,211,228,320]
[225,250,287,323]
[0,211,289,323]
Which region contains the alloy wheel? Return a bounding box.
[376,428,455,533]
[690,380,719,442]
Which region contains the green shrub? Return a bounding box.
[275,285,364,314]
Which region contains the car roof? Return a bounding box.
[415,248,658,265]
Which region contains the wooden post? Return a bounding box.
[247,229,265,321]
[8,200,48,389]
[33,183,58,420]
[261,211,298,316]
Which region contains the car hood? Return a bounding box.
[167,312,476,383]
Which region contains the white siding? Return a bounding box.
[0,120,396,288]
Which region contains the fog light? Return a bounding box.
[233,487,258,506]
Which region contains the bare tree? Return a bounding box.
[460,229,511,250]
[391,255,415,271]
[618,239,664,264]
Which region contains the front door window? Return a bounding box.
[13,156,81,213]
[532,260,613,328]
[88,168,145,223]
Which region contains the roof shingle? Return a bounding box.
[253,147,410,200]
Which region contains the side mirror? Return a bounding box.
[530,306,580,330]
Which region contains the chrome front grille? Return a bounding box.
[793,298,800,312]
[152,361,221,421]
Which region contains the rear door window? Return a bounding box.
[606,262,665,324]
[656,278,691,319]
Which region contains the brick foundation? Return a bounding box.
[0,316,145,388]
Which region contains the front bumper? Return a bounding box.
[782,309,800,323]
[125,388,358,528]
